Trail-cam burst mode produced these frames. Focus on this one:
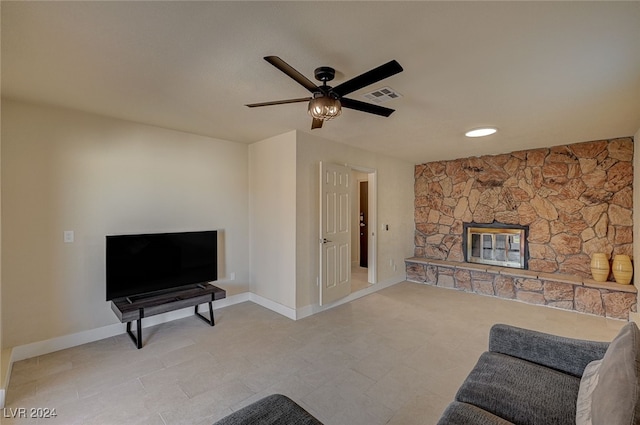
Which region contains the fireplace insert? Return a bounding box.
[463,222,528,269]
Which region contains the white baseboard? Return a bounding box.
[1,348,12,408]
[11,323,123,363]
[295,276,403,319]
[249,293,297,320]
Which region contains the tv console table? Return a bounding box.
[110,284,226,349]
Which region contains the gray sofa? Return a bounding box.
[437,322,640,425]
[213,394,322,425]
[213,323,640,425]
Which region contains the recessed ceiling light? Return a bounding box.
[465,127,497,138]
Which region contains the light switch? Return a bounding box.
[64,230,74,243]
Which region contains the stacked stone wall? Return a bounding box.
[414,137,633,279]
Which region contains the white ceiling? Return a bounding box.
[2,1,639,164]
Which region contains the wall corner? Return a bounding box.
[633,129,639,314]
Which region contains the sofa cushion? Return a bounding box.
[488,324,609,377]
[455,351,580,425]
[212,394,323,425]
[437,401,515,425]
[576,359,602,425]
[590,322,640,425]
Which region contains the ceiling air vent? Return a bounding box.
[361,86,402,104]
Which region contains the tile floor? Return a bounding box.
[350,266,370,293]
[5,282,625,425]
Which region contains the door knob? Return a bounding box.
[322,238,332,243]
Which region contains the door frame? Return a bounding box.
[357,179,369,269]
[350,164,377,285]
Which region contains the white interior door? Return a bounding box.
[320,161,351,305]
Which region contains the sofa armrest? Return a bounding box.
[488,324,609,377]
[437,401,516,425]
[212,394,323,425]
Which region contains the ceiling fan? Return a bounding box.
[246,56,403,129]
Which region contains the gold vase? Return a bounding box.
[590,253,610,282]
[612,255,633,285]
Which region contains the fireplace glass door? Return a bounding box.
[467,227,526,269]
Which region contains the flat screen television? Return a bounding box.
[106,230,218,301]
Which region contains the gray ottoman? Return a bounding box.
[213,394,323,425]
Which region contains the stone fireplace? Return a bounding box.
[406,137,637,320]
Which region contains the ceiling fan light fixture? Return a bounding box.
[308,94,342,121]
[465,127,498,138]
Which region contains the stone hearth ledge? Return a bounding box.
[405,257,636,320]
[406,257,636,293]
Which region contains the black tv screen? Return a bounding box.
[106,230,218,300]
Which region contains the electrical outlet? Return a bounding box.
[64,230,74,243]
[230,272,236,280]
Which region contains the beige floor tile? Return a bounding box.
[158,389,233,425]
[386,392,452,425]
[76,355,165,399]
[139,352,220,393]
[351,343,404,381]
[8,358,74,387]
[154,340,214,368]
[5,282,626,425]
[262,374,317,401]
[364,364,432,410]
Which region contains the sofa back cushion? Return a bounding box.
[576,359,602,425]
[586,322,640,425]
[457,351,580,425]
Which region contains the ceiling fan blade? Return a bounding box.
[311,118,323,129]
[332,60,403,97]
[264,56,319,93]
[245,97,311,108]
[340,97,395,117]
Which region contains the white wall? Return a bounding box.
[1,100,250,348]
[295,131,415,309]
[248,130,414,312]
[1,101,415,352]
[248,131,297,309]
[0,73,4,405]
